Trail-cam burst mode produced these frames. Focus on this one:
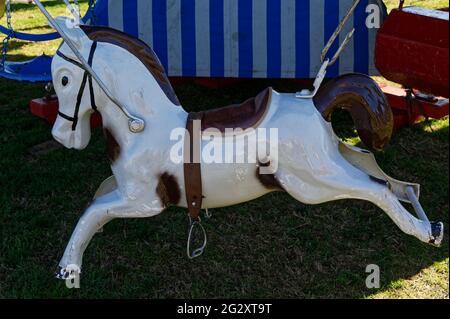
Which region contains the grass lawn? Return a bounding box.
[0,0,448,298]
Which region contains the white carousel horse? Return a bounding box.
[43,15,442,280]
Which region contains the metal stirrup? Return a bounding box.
[187,217,207,259]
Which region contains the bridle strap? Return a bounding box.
[56,50,85,69]
[87,41,98,111]
[57,111,75,122]
[56,41,98,130]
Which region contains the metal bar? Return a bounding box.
[321,0,360,62]
[406,186,430,223]
[33,0,144,133]
[329,28,355,66]
[296,28,353,99]
[297,1,358,99]
[296,58,329,99]
[62,0,81,20]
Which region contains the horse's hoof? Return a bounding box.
[55,264,80,280]
[55,266,69,280]
[429,222,444,247]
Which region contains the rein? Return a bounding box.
[56,41,98,131]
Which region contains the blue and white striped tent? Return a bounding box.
[92,0,386,78]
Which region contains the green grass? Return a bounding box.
[385,0,448,10]
[0,0,448,298]
[0,0,89,60]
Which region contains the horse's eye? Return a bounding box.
[61,76,69,86]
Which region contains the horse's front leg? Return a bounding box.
[56,189,164,279]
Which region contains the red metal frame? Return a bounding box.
[29,95,102,128]
[30,82,449,131]
[380,85,449,129]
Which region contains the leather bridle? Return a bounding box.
[56,41,98,131]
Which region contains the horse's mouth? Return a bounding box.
[52,130,85,150]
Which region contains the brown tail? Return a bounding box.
[313,73,393,151]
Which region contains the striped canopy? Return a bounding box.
[92,0,386,78]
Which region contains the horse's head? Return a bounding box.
[51,17,98,149]
[50,17,181,150]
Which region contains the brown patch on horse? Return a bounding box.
[80,25,180,106]
[156,173,181,207]
[103,128,120,163]
[256,161,283,191]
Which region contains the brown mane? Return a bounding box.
[80,25,180,106]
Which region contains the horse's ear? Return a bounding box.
[52,16,90,50]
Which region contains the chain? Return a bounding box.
[5,0,11,29]
[1,0,12,70]
[1,36,8,69]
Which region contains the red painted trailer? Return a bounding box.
[375,6,449,128]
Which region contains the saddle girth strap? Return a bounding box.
[184,112,203,221]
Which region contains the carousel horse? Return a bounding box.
[35,8,443,280]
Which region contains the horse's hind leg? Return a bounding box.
[278,169,443,246]
[56,190,164,279]
[360,184,443,245]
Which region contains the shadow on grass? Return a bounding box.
[6,25,56,33]
[0,79,447,298]
[2,53,48,64]
[2,43,59,62]
[3,41,30,52]
[8,0,87,12]
[3,40,59,59]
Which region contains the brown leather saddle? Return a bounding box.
[183,87,272,221]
